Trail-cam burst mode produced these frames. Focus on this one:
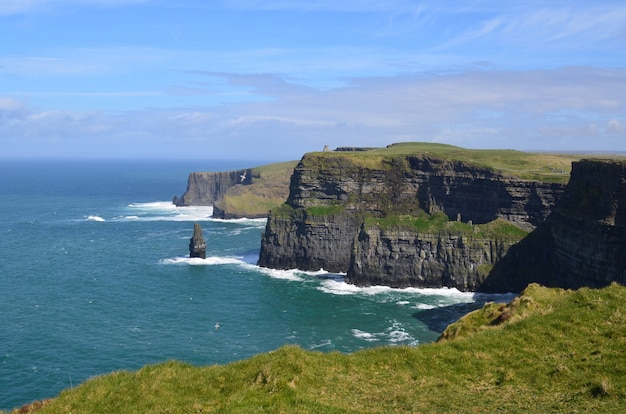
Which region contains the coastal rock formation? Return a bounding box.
[174,169,253,206]
[173,161,296,219]
[258,152,564,289]
[347,221,521,291]
[483,159,626,292]
[189,223,207,259]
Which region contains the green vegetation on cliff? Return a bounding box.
[365,211,529,241]
[19,283,626,413]
[216,161,298,217]
[305,142,620,184]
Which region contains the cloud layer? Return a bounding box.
[1,1,625,159]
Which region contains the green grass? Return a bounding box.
[304,204,346,217]
[217,161,298,217]
[365,211,529,241]
[306,142,626,184]
[14,283,626,413]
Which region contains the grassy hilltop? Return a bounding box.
[14,283,626,413]
[215,160,298,217]
[214,143,624,218]
[306,142,608,184]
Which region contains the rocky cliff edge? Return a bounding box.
[258,146,572,291]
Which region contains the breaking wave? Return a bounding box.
[119,201,214,221]
[160,256,246,266]
[351,321,418,346]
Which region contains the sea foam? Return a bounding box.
[161,256,246,266]
[121,202,214,221]
[351,321,418,346]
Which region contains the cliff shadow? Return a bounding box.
[480,224,556,293]
[412,301,486,333]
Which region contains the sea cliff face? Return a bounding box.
[174,161,297,219]
[258,152,564,290]
[483,159,626,292]
[347,221,520,290]
[174,169,253,206]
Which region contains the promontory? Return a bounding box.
[258,143,626,292]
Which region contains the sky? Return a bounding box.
[1,0,626,161]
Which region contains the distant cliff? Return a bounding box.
[258,151,565,290]
[174,169,253,207]
[482,159,626,292]
[174,161,297,219]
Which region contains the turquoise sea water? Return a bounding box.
[0,160,514,410]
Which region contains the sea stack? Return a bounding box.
[189,223,207,259]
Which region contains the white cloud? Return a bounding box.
[2,66,625,159]
[607,120,626,135]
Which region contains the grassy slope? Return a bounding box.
[217,161,298,217]
[20,283,625,413]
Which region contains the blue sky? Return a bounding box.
[1,0,625,160]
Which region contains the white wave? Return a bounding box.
[351,322,418,345]
[318,279,477,303]
[309,339,333,350]
[253,266,306,281]
[87,215,105,222]
[209,217,267,227]
[351,329,380,342]
[160,256,246,266]
[413,303,437,310]
[120,202,213,221]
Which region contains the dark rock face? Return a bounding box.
[347,226,516,291]
[174,169,253,206]
[189,223,207,259]
[483,159,626,292]
[258,153,564,289]
[258,209,362,272]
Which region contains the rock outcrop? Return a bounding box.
[347,220,524,291]
[173,161,297,219]
[482,159,626,292]
[258,152,565,291]
[174,169,253,206]
[189,223,206,259]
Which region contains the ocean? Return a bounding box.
[0,159,514,410]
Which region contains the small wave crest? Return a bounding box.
[87,215,105,222]
[254,267,306,281]
[247,266,341,282]
[120,202,213,221]
[351,321,418,346]
[318,279,476,301]
[160,256,246,266]
[209,217,267,227]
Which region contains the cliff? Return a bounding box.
[174,161,297,219]
[258,146,568,290]
[482,159,626,292]
[348,218,526,290]
[174,169,253,206]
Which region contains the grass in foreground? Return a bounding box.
[15,283,626,413]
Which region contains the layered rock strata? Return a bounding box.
[258,153,564,291]
[483,159,626,292]
[189,223,207,259]
[347,222,520,291]
[174,169,253,206]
